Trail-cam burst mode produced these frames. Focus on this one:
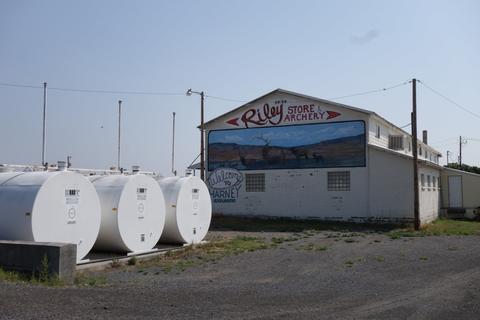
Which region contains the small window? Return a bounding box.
[419,147,422,156]
[388,135,404,150]
[421,174,425,188]
[245,173,265,192]
[376,125,381,138]
[427,175,431,190]
[327,171,351,191]
[408,140,412,152]
[433,176,437,189]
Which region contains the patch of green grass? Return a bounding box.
[127,257,137,266]
[74,273,107,287]
[389,219,480,239]
[345,260,355,268]
[0,268,24,283]
[419,256,429,261]
[0,267,63,287]
[139,236,269,273]
[296,243,328,251]
[271,236,300,245]
[374,256,385,262]
[110,259,121,268]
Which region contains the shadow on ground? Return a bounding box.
[210,215,404,233]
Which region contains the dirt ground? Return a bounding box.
[1,219,480,319]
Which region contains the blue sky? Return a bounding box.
[0,0,479,174]
[209,122,364,147]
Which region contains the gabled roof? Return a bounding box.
[203,88,441,156]
[204,88,373,127]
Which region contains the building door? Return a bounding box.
[448,176,463,208]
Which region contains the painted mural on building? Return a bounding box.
[208,121,366,171]
[207,168,243,203]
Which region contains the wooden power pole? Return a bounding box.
[459,136,463,165]
[411,79,420,231]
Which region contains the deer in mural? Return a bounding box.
[236,146,256,168]
[290,147,310,161]
[256,135,286,165]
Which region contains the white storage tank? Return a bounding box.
[158,176,212,244]
[90,174,165,253]
[0,171,101,262]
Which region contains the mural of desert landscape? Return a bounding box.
[208,121,366,171]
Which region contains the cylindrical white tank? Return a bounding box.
[0,171,101,262]
[158,176,212,244]
[90,174,165,253]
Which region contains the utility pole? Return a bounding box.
[411,78,420,231]
[446,150,450,165]
[42,82,47,167]
[459,136,462,165]
[117,100,122,171]
[458,136,467,166]
[171,112,176,176]
[186,89,206,181]
[200,91,205,181]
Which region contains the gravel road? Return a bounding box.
[1,229,480,319]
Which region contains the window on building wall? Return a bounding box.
[388,135,404,150]
[427,175,431,190]
[433,176,437,190]
[419,147,422,156]
[421,174,425,189]
[376,125,381,138]
[425,150,428,159]
[245,173,265,192]
[408,140,412,152]
[327,171,351,191]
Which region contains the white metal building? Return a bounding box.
[204,89,442,224]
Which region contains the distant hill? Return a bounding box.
[209,134,365,169]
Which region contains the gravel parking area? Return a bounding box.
[1,219,480,319]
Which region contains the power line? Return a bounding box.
[0,82,42,89]
[49,86,185,96]
[417,80,480,120]
[206,95,247,103]
[0,81,250,102]
[329,80,410,100]
[465,137,480,142]
[0,81,184,96]
[433,141,459,148]
[430,137,458,145]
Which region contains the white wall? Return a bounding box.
[213,167,369,220]
[441,168,480,210]
[418,165,441,223]
[368,148,440,224]
[368,147,414,222]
